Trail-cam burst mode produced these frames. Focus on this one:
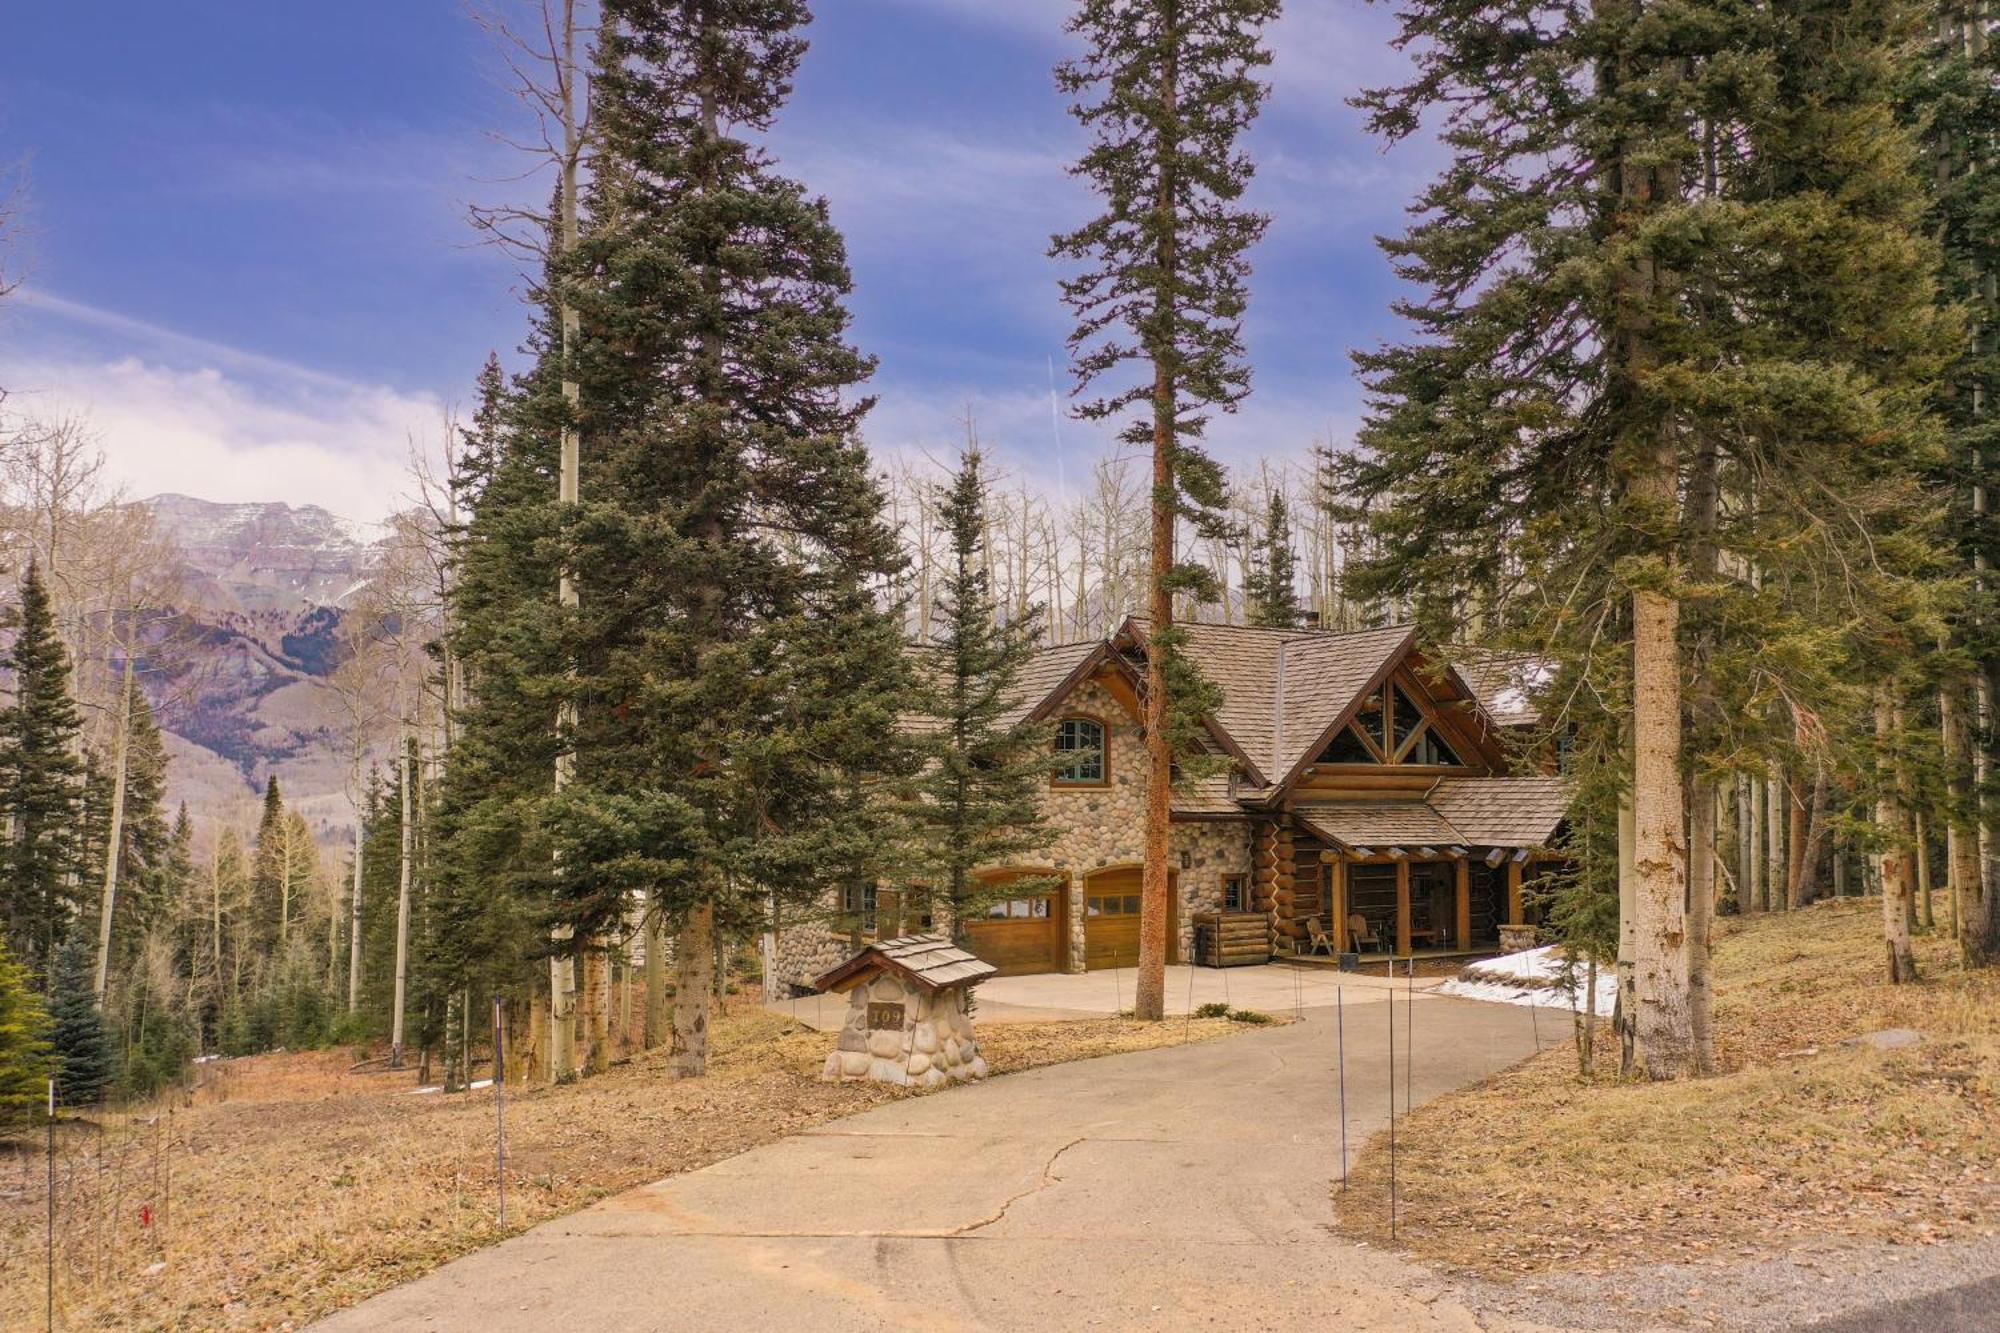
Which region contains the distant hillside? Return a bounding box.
[139,495,389,837]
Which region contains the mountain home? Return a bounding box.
[771,618,1569,987]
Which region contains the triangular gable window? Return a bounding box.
[1404,726,1463,767]
[1390,682,1424,754]
[1317,724,1380,765]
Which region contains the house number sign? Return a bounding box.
[866,1001,906,1030]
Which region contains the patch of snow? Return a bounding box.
[406,1078,496,1096]
[1435,944,1617,1014]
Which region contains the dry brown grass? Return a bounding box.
[1336,897,2000,1277]
[0,1003,1239,1330]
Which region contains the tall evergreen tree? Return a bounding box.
[1243,487,1300,628]
[0,561,85,980]
[1908,7,2000,965]
[1052,0,1278,1020]
[0,937,51,1126]
[48,935,112,1105]
[1339,0,1960,1064]
[548,0,911,1077]
[906,447,1061,934]
[250,777,287,951]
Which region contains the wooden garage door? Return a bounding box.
[963,878,1064,976]
[1084,868,1178,969]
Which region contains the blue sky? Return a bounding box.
[0,1,1427,522]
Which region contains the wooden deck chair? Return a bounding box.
[1302,917,1335,957]
[1347,913,1382,953]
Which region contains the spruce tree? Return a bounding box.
[906,447,1061,935]
[49,936,112,1105]
[250,777,287,951]
[1339,0,1961,1060]
[555,0,912,1076]
[1243,488,1300,628]
[0,937,51,1126]
[1052,0,1278,1020]
[1908,8,2000,965]
[0,561,84,980]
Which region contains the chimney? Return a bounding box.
[1303,610,1322,629]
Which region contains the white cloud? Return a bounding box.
[2,354,444,526]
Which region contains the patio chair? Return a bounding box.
[1347,913,1382,953]
[1302,917,1335,957]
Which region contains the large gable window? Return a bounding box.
[1313,677,1469,768]
[1054,716,1108,786]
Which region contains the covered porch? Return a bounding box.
[1288,781,1569,958]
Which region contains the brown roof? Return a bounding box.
[813,933,997,994]
[1293,801,1462,849]
[1170,771,1248,819]
[1123,619,1413,785]
[1001,640,1106,729]
[1425,776,1569,848]
[1451,654,1548,729]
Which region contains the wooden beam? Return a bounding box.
[1455,857,1471,951]
[1396,858,1412,956]
[1484,847,1507,868]
[1416,846,1439,859]
[1330,857,1347,952]
[1506,858,1524,926]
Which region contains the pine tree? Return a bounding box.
[0,936,52,1126]
[552,0,912,1077]
[250,777,287,951]
[907,447,1061,933]
[1052,0,1278,1020]
[0,561,85,981]
[1338,0,1959,1064]
[49,936,112,1105]
[1243,488,1300,629]
[1908,8,2000,966]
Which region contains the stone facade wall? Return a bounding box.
[771,924,852,997]
[1028,680,1251,969]
[771,674,1256,988]
[820,974,987,1088]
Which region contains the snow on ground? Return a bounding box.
[407,1078,495,1096]
[1435,945,1618,1014]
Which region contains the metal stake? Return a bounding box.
[1387,980,1397,1240]
[1336,981,1349,1189]
[47,1078,55,1332]
[493,995,508,1228]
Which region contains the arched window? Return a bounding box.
[1053,716,1108,786]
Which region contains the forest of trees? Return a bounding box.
[0,0,1996,1108]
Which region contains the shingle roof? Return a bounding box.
[1293,802,1462,849]
[1000,640,1105,730]
[1169,772,1247,818]
[1426,776,1569,848]
[1124,619,1413,785]
[1293,777,1569,851]
[1451,654,1549,729]
[813,933,998,994]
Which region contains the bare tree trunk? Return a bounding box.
[90,661,136,999]
[1765,766,1785,912]
[1877,688,1917,982]
[546,0,586,1086]
[391,725,416,1066]
[1615,775,1637,1075]
[1631,578,1692,1077]
[1688,777,1716,1074]
[643,907,666,1049]
[1736,774,1755,915]
[671,901,715,1077]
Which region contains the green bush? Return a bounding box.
[1227,1008,1275,1025]
[1193,1001,1232,1019]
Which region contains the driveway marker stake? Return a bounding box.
[1387,979,1397,1240]
[1336,981,1349,1189]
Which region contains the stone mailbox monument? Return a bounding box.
[814,934,996,1089]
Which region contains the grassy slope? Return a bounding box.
[1336,898,2000,1276]
[0,1006,1243,1330]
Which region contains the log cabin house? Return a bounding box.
[770,618,1568,987]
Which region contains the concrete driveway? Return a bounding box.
[771,960,1426,1030]
[317,989,1576,1332]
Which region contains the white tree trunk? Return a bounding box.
[391,725,415,1066]
[91,659,136,999]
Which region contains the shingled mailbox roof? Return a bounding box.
[813,934,998,995]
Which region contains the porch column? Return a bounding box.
[1455,858,1471,950]
[1506,858,1524,926]
[1330,856,1348,951]
[1395,857,1412,956]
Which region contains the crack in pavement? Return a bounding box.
[949,1136,1088,1237]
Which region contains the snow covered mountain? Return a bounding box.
[138,495,390,834]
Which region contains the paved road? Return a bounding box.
[772,960,1426,1031]
[1800,1272,2000,1332]
[317,991,1574,1332]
